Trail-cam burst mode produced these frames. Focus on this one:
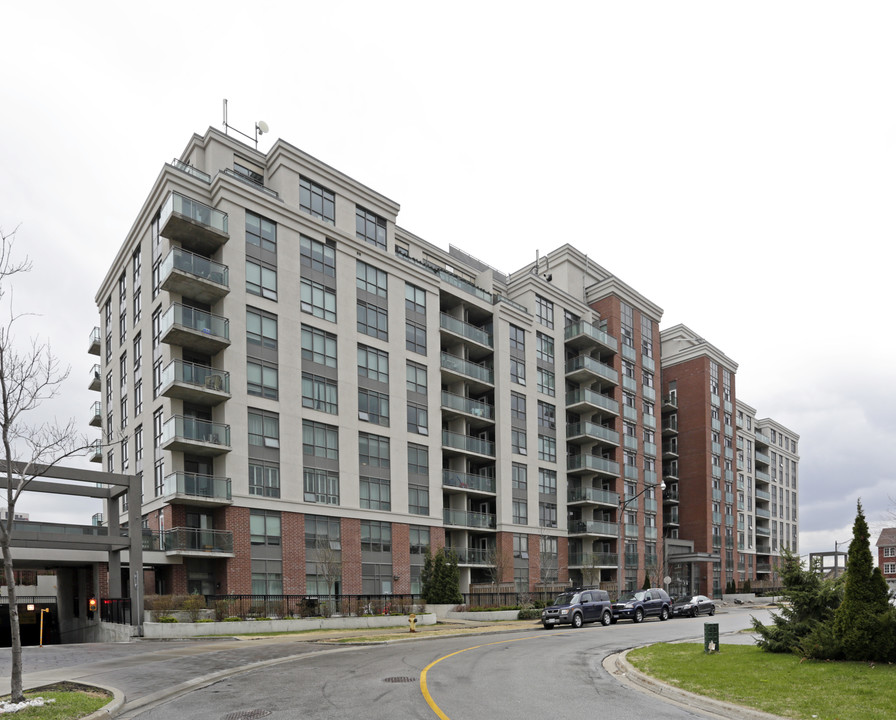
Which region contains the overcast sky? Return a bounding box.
[1,1,894,558]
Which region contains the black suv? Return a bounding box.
[541,588,612,629]
[611,588,672,623]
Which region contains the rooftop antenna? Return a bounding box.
[222,98,269,150]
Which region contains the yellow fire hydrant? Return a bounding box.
[409,613,417,633]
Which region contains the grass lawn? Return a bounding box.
[627,643,896,720]
[0,682,111,719]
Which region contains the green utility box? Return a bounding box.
[704,622,720,653]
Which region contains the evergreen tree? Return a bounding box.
[421,548,463,604]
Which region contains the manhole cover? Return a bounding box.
[222,710,272,720]
[384,676,417,683]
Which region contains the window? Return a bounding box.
[247,308,277,349]
[249,410,280,448]
[406,361,427,394]
[247,360,279,399]
[302,325,337,367]
[405,283,426,314]
[152,358,162,398]
[358,388,390,425]
[536,332,554,363]
[133,334,142,372]
[510,392,526,420]
[357,301,388,339]
[151,308,161,349]
[303,467,339,504]
[641,314,654,358]
[359,432,390,468]
[537,367,555,396]
[356,261,388,297]
[406,320,427,354]
[537,401,555,429]
[249,461,281,498]
[252,561,283,596]
[884,563,896,575]
[356,206,386,249]
[513,534,529,559]
[133,289,141,325]
[409,487,429,515]
[360,520,391,552]
[539,502,557,528]
[246,211,277,253]
[538,468,557,495]
[509,324,525,351]
[120,438,129,471]
[134,426,143,465]
[132,246,142,285]
[643,370,654,388]
[153,408,163,448]
[512,429,527,455]
[153,460,164,496]
[620,301,634,348]
[538,435,557,462]
[151,258,161,299]
[300,235,336,276]
[302,373,338,414]
[250,510,281,546]
[535,295,554,328]
[134,380,143,415]
[512,463,527,489]
[513,500,528,525]
[247,259,278,300]
[407,403,428,434]
[302,420,337,458]
[235,161,264,184]
[301,278,336,321]
[408,443,429,475]
[360,476,391,510]
[510,358,526,385]
[300,177,335,224]
[358,344,389,383]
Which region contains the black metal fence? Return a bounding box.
[99,598,131,625]
[201,594,420,619]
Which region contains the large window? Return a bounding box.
[300,235,336,276]
[249,461,280,498]
[509,324,525,351]
[536,331,554,363]
[535,295,554,328]
[357,261,388,297]
[539,502,557,528]
[406,361,427,394]
[360,476,391,510]
[407,403,428,435]
[510,358,526,385]
[303,420,338,459]
[537,401,555,429]
[300,177,336,224]
[405,283,426,314]
[356,207,386,249]
[247,360,278,399]
[511,392,526,420]
[408,443,429,475]
[357,301,388,339]
[358,344,389,382]
[359,432,390,468]
[304,468,339,504]
[246,211,277,253]
[513,500,528,525]
[302,325,337,367]
[512,463,527,489]
[537,367,555,396]
[249,410,280,448]
[409,486,429,515]
[512,429,527,455]
[301,279,336,322]
[250,510,281,546]
[360,520,391,552]
[247,308,278,349]
[538,435,557,462]
[538,468,557,495]
[302,373,338,414]
[358,388,390,426]
[247,260,278,300]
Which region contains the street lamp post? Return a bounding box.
[618,480,666,594]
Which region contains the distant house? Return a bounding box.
[876,528,896,593]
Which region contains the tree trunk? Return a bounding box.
[2,542,24,703]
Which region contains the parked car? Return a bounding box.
[611,588,671,623]
[541,588,612,629]
[671,594,716,618]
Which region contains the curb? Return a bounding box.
[604,649,786,720]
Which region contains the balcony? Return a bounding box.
[755,450,771,466]
[661,415,678,435]
[755,470,771,483]
[442,430,495,457]
[663,463,679,481]
[88,327,101,356]
[440,351,494,389]
[643,498,658,513]
[439,313,493,348]
[567,487,619,507]
[663,488,679,504]
[564,321,618,354]
[160,360,230,406]
[566,421,620,447]
[160,248,230,305]
[662,393,678,411]
[435,269,493,303]
[89,401,102,427]
[755,507,771,519]
[442,469,496,495]
[440,391,494,423]
[569,520,618,537]
[754,431,771,448]
[664,508,679,526]
[162,527,234,556]
[162,472,232,507]
[567,454,620,478]
[755,488,771,501]
[221,168,279,199]
[568,552,618,568]
[170,158,211,183]
[159,192,229,255]
[565,388,619,417]
[755,525,771,536]
[661,440,678,459]
[565,355,618,385]
[451,547,491,565]
[161,416,231,456]
[160,303,230,355]
[443,508,496,529]
[88,364,101,392]
[623,434,638,451]
[88,440,102,463]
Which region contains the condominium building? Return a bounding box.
[875,528,896,594]
[90,126,795,599]
[660,325,799,596]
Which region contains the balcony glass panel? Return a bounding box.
[566,454,620,476]
[567,487,619,505]
[443,508,496,528]
[565,355,618,384]
[440,352,493,384]
[441,391,494,420]
[644,527,658,540]
[161,304,230,341]
[565,388,619,415]
[568,552,618,566]
[170,159,211,183]
[439,313,493,347]
[442,469,496,493]
[566,422,619,445]
[564,321,618,352]
[161,192,228,235]
[161,360,230,393]
[161,415,231,446]
[570,520,618,536]
[161,247,229,288]
[163,472,231,501]
[435,269,492,302]
[442,430,495,456]
[163,527,233,553]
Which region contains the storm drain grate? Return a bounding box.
[222,710,272,720]
[384,676,418,683]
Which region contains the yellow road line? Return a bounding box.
[420,634,551,719]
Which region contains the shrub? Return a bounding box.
[156,616,178,623]
[223,616,241,622]
[182,593,206,623]
[517,608,541,619]
[146,595,175,621]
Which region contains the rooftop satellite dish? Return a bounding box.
[256,121,269,135]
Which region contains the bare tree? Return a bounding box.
[0,228,84,702]
[485,541,511,587]
[538,531,559,585]
[311,537,342,597]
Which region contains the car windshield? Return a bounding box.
[551,593,578,606]
[675,596,694,604]
[618,591,647,603]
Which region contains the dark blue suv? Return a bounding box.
[541,588,612,629]
[611,588,672,623]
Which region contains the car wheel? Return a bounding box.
[571,613,583,629]
[601,611,612,626]
[660,606,669,621]
[633,608,644,623]
[691,608,698,618]
[709,606,715,616]
[542,623,551,629]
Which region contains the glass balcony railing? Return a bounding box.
[568,552,618,567]
[161,247,229,289]
[565,355,619,384]
[160,360,230,394]
[442,430,495,456]
[567,487,619,506]
[755,488,771,501]
[450,547,491,564]
[569,520,618,536]
[161,415,231,448]
[436,269,493,303]
[161,303,229,342]
[441,469,496,493]
[170,159,211,183]
[756,507,771,519]
[163,472,231,501]
[755,451,771,465]
[644,527,658,540]
[566,422,620,445]
[88,364,101,391]
[162,527,233,554]
[565,388,619,415]
[440,352,493,384]
[439,313,493,347]
[88,326,101,355]
[89,401,102,426]
[161,192,228,236]
[443,508,496,529]
[643,498,658,513]
[567,454,620,477]
[88,439,102,463]
[564,321,618,353]
[441,391,494,420]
